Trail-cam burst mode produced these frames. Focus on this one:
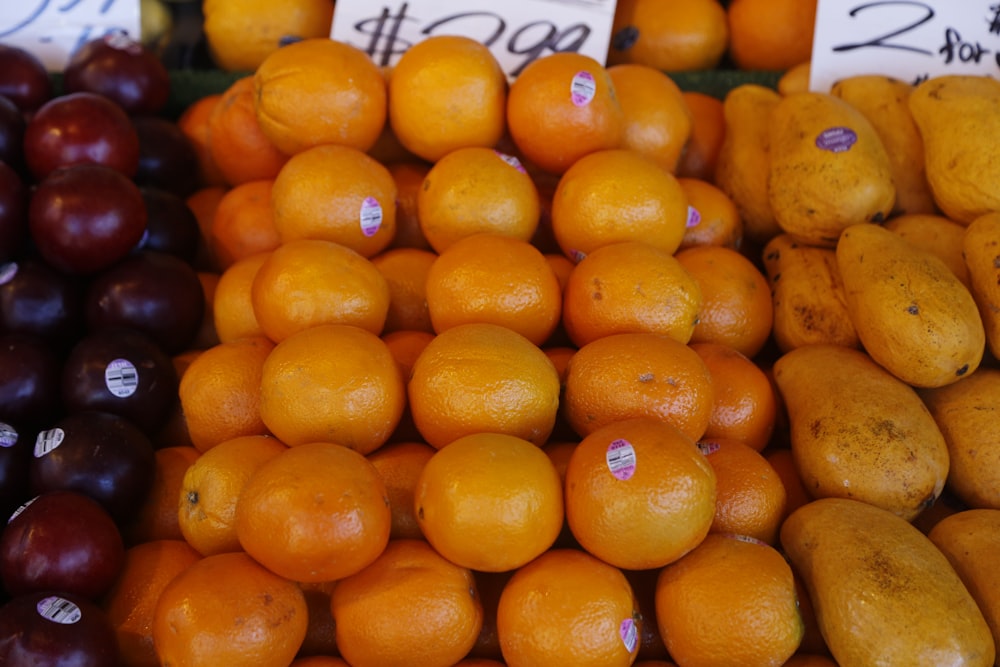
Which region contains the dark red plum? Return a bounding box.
[132,115,200,198]
[29,163,147,275]
[0,161,28,262]
[23,92,140,180]
[0,332,61,429]
[0,257,85,350]
[0,591,119,667]
[28,411,155,524]
[61,328,178,435]
[85,250,204,353]
[0,44,52,113]
[0,490,125,600]
[63,32,170,115]
[135,187,200,263]
[0,95,25,170]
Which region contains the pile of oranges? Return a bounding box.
[102,18,998,667]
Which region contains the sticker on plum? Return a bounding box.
[34,428,65,458]
[104,359,139,398]
[570,71,597,107]
[359,196,383,238]
[619,617,638,653]
[0,262,17,285]
[686,206,702,229]
[8,496,36,523]
[0,422,17,448]
[104,29,143,55]
[496,151,527,174]
[606,438,636,481]
[815,127,857,153]
[37,596,82,624]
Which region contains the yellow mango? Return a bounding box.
[761,233,859,353]
[963,211,1000,358]
[768,92,895,247]
[772,343,948,521]
[781,497,996,667]
[836,222,984,388]
[908,75,1000,224]
[714,84,781,245]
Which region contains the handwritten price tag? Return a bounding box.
[331,0,618,79]
[811,1,1000,92]
[0,0,140,72]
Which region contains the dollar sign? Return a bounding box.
[354,3,415,67]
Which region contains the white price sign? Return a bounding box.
[811,1,1000,92]
[0,0,140,72]
[331,0,618,79]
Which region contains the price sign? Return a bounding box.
[0,0,140,72]
[330,0,618,79]
[810,1,1000,92]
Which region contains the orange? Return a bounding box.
[176,94,227,188]
[370,247,436,334]
[177,335,274,452]
[253,38,386,155]
[561,240,703,347]
[545,252,575,292]
[726,0,818,71]
[178,434,288,556]
[691,341,777,451]
[331,539,483,667]
[607,64,692,172]
[550,148,689,261]
[212,251,268,343]
[250,239,391,342]
[698,437,787,544]
[258,324,405,452]
[382,329,435,379]
[208,179,280,270]
[467,569,513,661]
[677,177,743,250]
[366,440,436,540]
[202,0,334,72]
[407,323,561,448]
[388,35,507,162]
[103,539,202,667]
[765,447,813,520]
[414,432,564,572]
[295,580,339,658]
[675,244,774,359]
[207,76,289,187]
[417,146,540,253]
[624,568,671,661]
[236,441,391,582]
[506,51,624,175]
[563,332,715,442]
[152,551,308,666]
[186,185,226,247]
[608,0,729,72]
[497,548,641,666]
[676,91,726,181]
[270,144,397,257]
[124,445,200,545]
[387,161,432,251]
[425,233,562,346]
[565,417,717,569]
[655,533,804,666]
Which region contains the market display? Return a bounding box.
[0,1,998,665]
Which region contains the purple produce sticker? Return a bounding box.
[815,127,857,153]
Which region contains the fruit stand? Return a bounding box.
[1,1,999,666]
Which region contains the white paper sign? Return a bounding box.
[0,0,141,72]
[811,1,1000,92]
[331,0,618,79]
